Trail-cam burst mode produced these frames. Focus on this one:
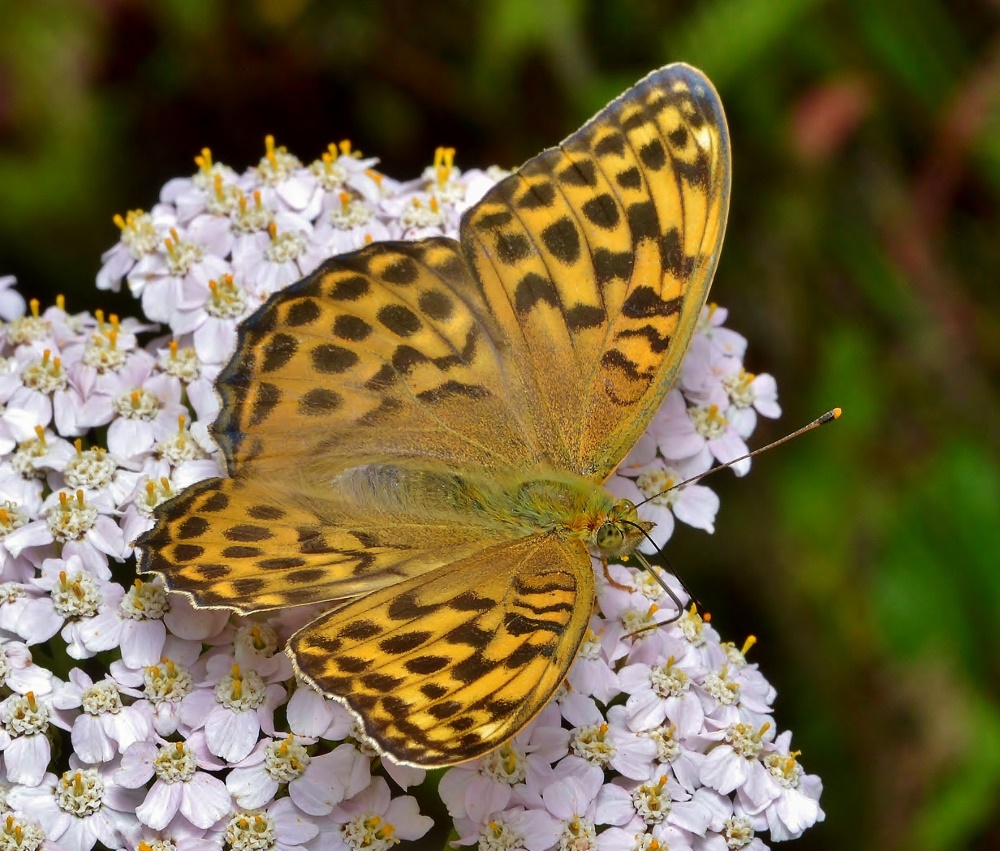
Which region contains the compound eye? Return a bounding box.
[615,498,639,522]
[596,522,624,553]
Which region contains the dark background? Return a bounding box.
[1,2,998,849]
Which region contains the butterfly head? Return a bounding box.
[593,498,653,558]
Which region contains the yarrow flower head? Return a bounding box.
[0,119,821,850]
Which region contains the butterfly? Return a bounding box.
[137,62,730,767]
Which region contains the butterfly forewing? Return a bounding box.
[463,63,730,479]
[289,532,594,767]
[212,238,543,478]
[138,62,731,767]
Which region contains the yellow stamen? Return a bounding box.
[195,147,214,173]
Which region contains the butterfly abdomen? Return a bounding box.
[328,462,627,542]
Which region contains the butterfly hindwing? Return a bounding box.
[289,532,594,767]
[139,476,516,613]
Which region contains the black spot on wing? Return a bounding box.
[673,152,713,189]
[626,201,659,242]
[476,210,514,231]
[616,167,642,190]
[639,139,667,171]
[311,344,358,374]
[248,382,280,427]
[622,286,683,319]
[593,248,633,285]
[660,229,696,279]
[565,304,607,331]
[285,299,321,327]
[516,182,556,209]
[172,543,204,562]
[514,272,559,314]
[381,257,419,285]
[331,276,369,301]
[260,334,299,372]
[377,304,422,336]
[299,388,343,415]
[333,314,371,342]
[581,194,620,230]
[594,132,626,158]
[616,324,673,353]
[418,289,455,321]
[668,126,689,148]
[558,158,598,187]
[177,517,209,539]
[541,218,580,265]
[495,232,532,265]
[417,380,490,403]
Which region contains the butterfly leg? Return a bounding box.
[601,556,633,592]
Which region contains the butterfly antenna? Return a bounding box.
[636,408,841,507]
[621,521,701,628]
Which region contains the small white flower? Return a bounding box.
[54,668,153,763]
[116,734,231,831]
[217,797,318,851]
[619,654,706,738]
[0,690,55,786]
[325,777,433,850]
[757,732,825,840]
[699,722,780,810]
[0,641,53,696]
[452,805,561,851]
[180,657,286,763]
[227,736,369,816]
[6,762,144,851]
[78,577,168,668]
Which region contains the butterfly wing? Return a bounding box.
[289,532,594,767]
[462,62,730,479]
[137,63,730,765]
[139,475,517,613]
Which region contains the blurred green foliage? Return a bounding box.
[1,1,998,849]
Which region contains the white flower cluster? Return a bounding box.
[0,137,821,851]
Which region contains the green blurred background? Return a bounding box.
[1,1,998,848]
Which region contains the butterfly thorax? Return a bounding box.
[329,463,651,557]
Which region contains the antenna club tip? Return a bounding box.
[819,408,842,424]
